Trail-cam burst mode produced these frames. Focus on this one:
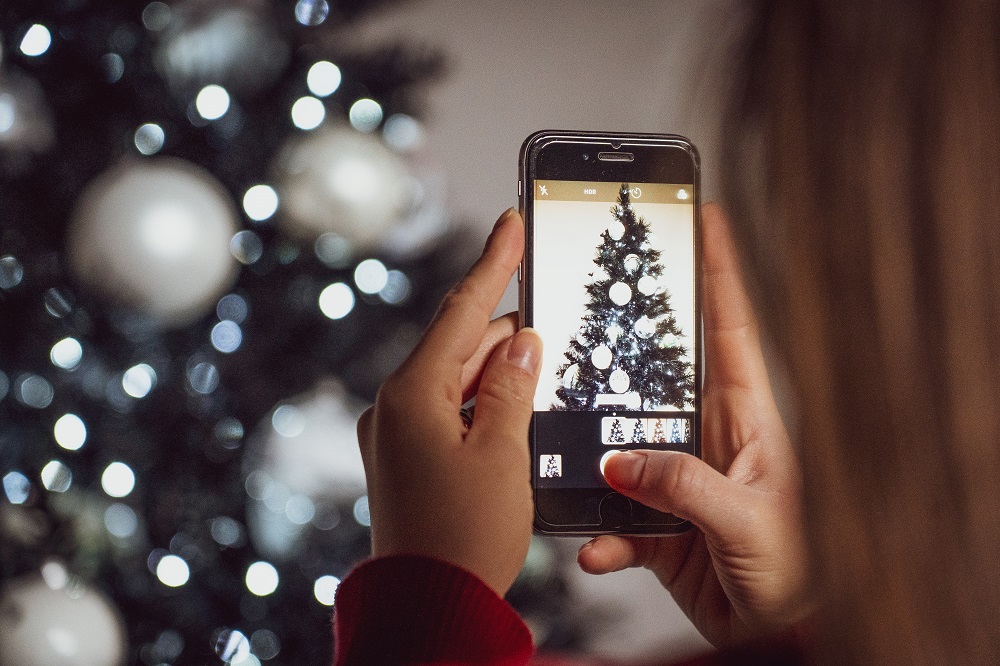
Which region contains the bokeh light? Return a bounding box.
[41,460,72,492]
[141,1,172,31]
[383,113,423,152]
[314,233,353,268]
[188,362,220,394]
[379,270,412,305]
[353,496,371,526]
[196,84,230,120]
[53,413,87,451]
[43,288,73,318]
[250,629,280,661]
[210,516,244,547]
[216,293,249,323]
[50,337,83,370]
[285,494,315,525]
[101,53,125,83]
[122,363,156,398]
[313,575,340,606]
[104,503,139,538]
[354,258,388,294]
[295,0,329,26]
[307,61,341,97]
[15,373,54,409]
[156,554,190,587]
[19,24,51,57]
[134,123,165,155]
[230,230,264,264]
[349,98,383,133]
[291,96,325,130]
[102,462,136,498]
[318,282,355,320]
[211,320,243,354]
[271,404,305,438]
[0,256,24,289]
[2,471,30,504]
[245,561,279,596]
[215,629,251,662]
[242,185,279,221]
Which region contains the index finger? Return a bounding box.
[702,203,772,395]
[403,209,524,386]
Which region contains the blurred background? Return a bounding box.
[0,1,742,663]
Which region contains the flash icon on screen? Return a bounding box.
[539,184,548,196]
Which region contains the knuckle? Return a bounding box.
[375,371,410,417]
[439,282,487,318]
[477,371,533,412]
[650,453,703,510]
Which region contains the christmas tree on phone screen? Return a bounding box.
[553,185,693,411]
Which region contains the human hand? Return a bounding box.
[577,203,812,646]
[357,209,542,597]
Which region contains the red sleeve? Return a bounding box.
[333,554,535,666]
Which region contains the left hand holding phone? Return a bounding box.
[356,208,543,597]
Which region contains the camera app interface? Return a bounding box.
[533,180,695,489]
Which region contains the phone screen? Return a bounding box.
[530,179,697,495]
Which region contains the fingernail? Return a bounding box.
[607,451,646,490]
[494,207,517,231]
[579,539,596,552]
[507,327,542,373]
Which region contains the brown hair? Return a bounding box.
[723,1,1000,663]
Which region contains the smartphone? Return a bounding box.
[519,130,701,535]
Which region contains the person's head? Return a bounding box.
[724,1,1000,663]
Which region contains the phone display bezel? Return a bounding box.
[519,130,702,535]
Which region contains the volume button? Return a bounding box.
[518,180,522,196]
[518,261,523,283]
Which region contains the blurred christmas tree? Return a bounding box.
[0,1,587,663]
[554,185,693,412]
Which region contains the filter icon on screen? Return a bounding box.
[540,454,562,478]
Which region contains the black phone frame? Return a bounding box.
[519,130,702,536]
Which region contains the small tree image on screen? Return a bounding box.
[553,185,693,411]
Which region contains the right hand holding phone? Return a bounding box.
[577,204,813,647]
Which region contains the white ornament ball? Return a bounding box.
[68,158,240,328]
[608,281,632,306]
[605,323,622,345]
[245,380,367,561]
[276,125,414,252]
[609,368,631,394]
[591,345,612,370]
[0,573,127,666]
[635,316,656,339]
[623,254,640,274]
[561,363,579,388]
[637,275,658,295]
[607,220,625,241]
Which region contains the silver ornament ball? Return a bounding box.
[67,158,240,328]
[0,572,126,666]
[276,125,415,252]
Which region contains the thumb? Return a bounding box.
[603,450,755,542]
[468,328,542,448]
